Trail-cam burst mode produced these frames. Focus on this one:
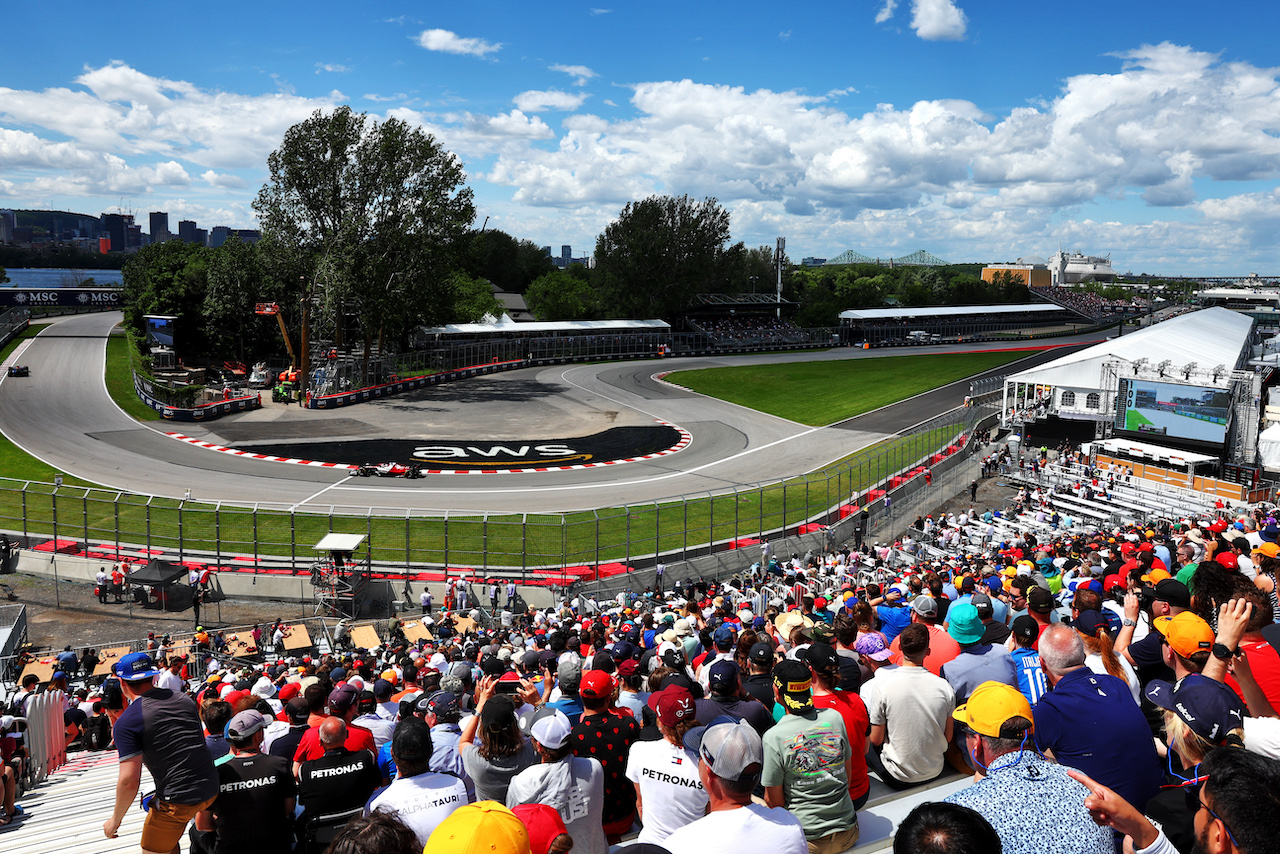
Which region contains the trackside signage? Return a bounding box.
[0,289,123,307]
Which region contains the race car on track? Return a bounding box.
[353,461,425,478]
[7,365,29,377]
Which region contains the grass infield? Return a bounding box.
[666,350,1031,425]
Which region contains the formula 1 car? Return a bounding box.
[353,461,425,478]
[6,365,29,377]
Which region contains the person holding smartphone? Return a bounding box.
[459,675,539,803]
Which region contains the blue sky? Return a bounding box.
[4,1,1280,275]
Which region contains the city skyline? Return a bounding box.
[3,2,1280,274]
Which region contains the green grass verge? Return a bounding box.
[0,418,969,567]
[105,332,163,421]
[666,350,1031,425]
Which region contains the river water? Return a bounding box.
[3,268,125,288]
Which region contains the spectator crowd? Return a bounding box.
[7,475,1280,854]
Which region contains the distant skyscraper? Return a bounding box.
[100,213,129,252]
[194,227,208,246]
[209,226,231,248]
[0,210,14,244]
[178,220,197,244]
[561,245,571,262]
[150,211,170,243]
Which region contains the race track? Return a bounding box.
[0,311,1094,514]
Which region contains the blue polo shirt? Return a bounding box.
[1033,668,1161,814]
[876,603,912,642]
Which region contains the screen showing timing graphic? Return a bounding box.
[1114,378,1231,444]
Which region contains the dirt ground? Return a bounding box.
[4,573,313,653]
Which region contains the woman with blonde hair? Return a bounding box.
[1141,673,1248,852]
[1072,610,1141,704]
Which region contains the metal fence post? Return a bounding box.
[146,496,152,552]
[82,491,88,546]
[21,484,27,544]
[51,487,59,608]
[114,492,120,557]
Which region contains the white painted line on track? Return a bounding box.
[290,476,355,511]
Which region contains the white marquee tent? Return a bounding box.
[1001,307,1254,425]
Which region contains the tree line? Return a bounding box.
[121,106,1043,369]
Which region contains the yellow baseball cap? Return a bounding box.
[423,801,530,854]
[953,681,1034,738]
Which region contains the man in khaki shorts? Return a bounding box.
[103,652,217,854]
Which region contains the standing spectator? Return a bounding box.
[875,588,912,643]
[866,624,955,789]
[506,710,607,854]
[762,659,858,853]
[1033,624,1162,816]
[365,717,469,847]
[459,683,537,803]
[418,690,476,800]
[96,566,109,603]
[945,681,1112,854]
[102,652,218,853]
[661,718,806,854]
[420,587,432,615]
[154,656,185,694]
[194,710,296,854]
[571,670,640,842]
[624,683,708,845]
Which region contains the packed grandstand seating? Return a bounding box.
[1030,284,1142,321]
[688,316,810,346]
[6,442,1280,854]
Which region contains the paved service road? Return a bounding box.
[0,311,1095,515]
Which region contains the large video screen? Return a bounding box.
[144,315,175,349]
[1114,378,1231,445]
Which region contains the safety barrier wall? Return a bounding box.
[0,402,984,584]
[133,373,262,422]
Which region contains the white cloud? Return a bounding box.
[875,0,898,24]
[551,64,597,87]
[363,93,410,103]
[779,30,792,41]
[513,90,588,112]
[201,170,246,189]
[589,8,612,15]
[315,63,351,74]
[414,29,502,57]
[910,0,967,41]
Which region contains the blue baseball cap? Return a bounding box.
[115,652,160,682]
[713,624,736,649]
[1146,674,1245,744]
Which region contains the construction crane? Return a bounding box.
[255,303,300,396]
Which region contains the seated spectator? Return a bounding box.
[694,660,773,736]
[867,624,955,789]
[661,717,806,854]
[762,659,858,853]
[888,595,961,675]
[1073,746,1280,854]
[894,802,1002,854]
[1007,616,1048,705]
[512,803,571,854]
[939,603,1017,704]
[805,642,871,809]
[202,699,233,760]
[296,718,382,828]
[946,681,1112,854]
[1033,624,1162,816]
[365,717,469,847]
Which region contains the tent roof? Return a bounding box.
[840,304,1066,321]
[127,559,187,587]
[1006,307,1252,389]
[420,318,670,335]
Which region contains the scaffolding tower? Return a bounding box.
[310,533,370,619]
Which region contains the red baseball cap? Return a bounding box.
[1103,575,1128,593]
[579,669,613,700]
[647,684,695,727]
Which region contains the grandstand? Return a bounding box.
[838,303,1076,345]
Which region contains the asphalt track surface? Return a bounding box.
[0,311,1101,514]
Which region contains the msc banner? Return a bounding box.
[308,359,525,409]
[133,374,261,422]
[0,288,123,308]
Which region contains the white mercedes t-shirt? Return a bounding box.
[661,802,807,854]
[624,738,709,843]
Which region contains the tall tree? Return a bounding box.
[593,194,732,318]
[254,107,475,386]
[121,240,210,358]
[526,270,599,320]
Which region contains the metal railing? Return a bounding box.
[0,405,986,583]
